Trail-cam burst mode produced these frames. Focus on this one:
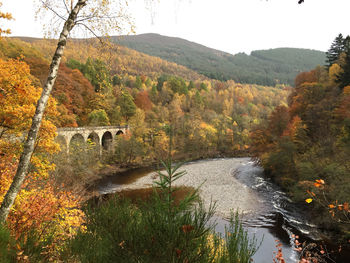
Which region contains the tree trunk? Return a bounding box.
[0,0,87,223]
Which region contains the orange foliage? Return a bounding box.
[0,1,13,37]
[335,86,350,120]
[306,179,349,224]
[0,58,58,139]
[0,37,292,159]
[273,240,286,263]
[0,38,98,127]
[53,64,97,126]
[282,115,302,137]
[268,106,290,137]
[25,56,97,127]
[135,90,153,111]
[294,70,318,88]
[0,58,84,258]
[31,38,206,81]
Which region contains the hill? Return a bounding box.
[113,33,326,86]
[0,37,289,175]
[16,37,206,82]
[1,38,289,139]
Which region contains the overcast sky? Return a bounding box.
[2,0,350,55]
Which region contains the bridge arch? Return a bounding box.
[116,130,124,136]
[69,134,85,153]
[87,132,100,155]
[87,132,100,146]
[56,125,129,156]
[55,135,67,153]
[102,131,113,151]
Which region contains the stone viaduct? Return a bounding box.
[56,125,129,155]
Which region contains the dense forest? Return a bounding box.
[250,33,350,238]
[1,0,349,260]
[0,35,289,260]
[115,33,326,86]
[1,37,290,161]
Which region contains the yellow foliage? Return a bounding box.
[305,198,313,203]
[206,233,224,260]
[199,122,217,134]
[343,86,350,95]
[0,1,13,37]
[329,63,342,84]
[0,57,85,258]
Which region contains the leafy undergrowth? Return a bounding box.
[65,161,260,263]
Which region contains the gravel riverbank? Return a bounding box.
[116,158,259,217]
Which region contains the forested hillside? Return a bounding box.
[114,33,326,86]
[18,37,206,81]
[3,1,350,262]
[250,34,350,238]
[2,37,290,159]
[0,35,291,260]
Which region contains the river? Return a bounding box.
[97,158,348,263]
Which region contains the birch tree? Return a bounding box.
[0,0,135,223]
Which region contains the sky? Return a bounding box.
[2,0,350,55]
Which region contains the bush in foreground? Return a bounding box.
[66,160,259,262]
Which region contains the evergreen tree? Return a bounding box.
[344,35,350,50]
[187,80,195,90]
[112,75,122,86]
[326,34,346,68]
[118,91,137,121]
[336,45,350,89]
[156,74,169,91]
[135,75,142,89]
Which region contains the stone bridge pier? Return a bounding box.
[56,125,129,156]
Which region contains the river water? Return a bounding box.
[97,158,347,263]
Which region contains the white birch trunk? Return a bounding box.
[0,0,87,223]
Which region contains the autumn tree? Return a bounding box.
[135,90,153,111]
[294,70,318,88]
[0,2,12,37]
[0,0,135,222]
[250,34,350,238]
[67,57,112,92]
[0,58,85,259]
[336,45,350,89]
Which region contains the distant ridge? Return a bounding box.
[14,36,207,82]
[113,33,326,86]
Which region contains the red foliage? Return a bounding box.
[268,106,290,137]
[140,75,147,83]
[135,90,153,111]
[24,56,97,127]
[294,70,318,88]
[53,65,96,124]
[335,86,350,120]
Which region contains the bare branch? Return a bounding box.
[40,0,66,21]
[62,0,70,14]
[75,22,103,43]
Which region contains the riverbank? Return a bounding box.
[94,150,251,189]
[98,158,259,218]
[94,157,350,263]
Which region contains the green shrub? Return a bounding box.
[217,213,260,263]
[0,223,58,262]
[67,160,259,262]
[0,224,14,263]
